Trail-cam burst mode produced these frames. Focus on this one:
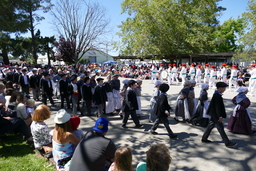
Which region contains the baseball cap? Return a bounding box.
[93,117,109,133]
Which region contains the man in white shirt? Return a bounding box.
[221,64,227,83]
[229,65,238,90]
[249,64,256,96]
[195,65,202,87]
[180,64,187,86]
[204,64,210,83]
[171,64,179,85]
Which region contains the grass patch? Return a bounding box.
[0,134,55,171]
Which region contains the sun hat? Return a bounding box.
[154,80,162,86]
[216,82,228,88]
[236,86,248,93]
[54,109,71,124]
[122,79,129,84]
[93,117,109,133]
[159,83,169,93]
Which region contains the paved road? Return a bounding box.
[44,78,256,171]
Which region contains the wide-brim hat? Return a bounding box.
[159,83,169,93]
[43,72,50,76]
[93,117,108,133]
[54,109,71,124]
[216,82,228,88]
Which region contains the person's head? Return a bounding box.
[146,144,171,171]
[92,117,109,135]
[0,83,5,93]
[26,99,35,107]
[154,80,162,88]
[127,80,137,88]
[122,79,129,85]
[201,83,209,91]
[5,81,13,89]
[183,80,191,87]
[90,74,96,80]
[113,74,119,80]
[190,80,196,87]
[22,69,27,74]
[159,83,169,93]
[43,72,50,79]
[61,73,67,79]
[136,79,142,86]
[216,82,228,93]
[32,104,51,122]
[70,116,80,131]
[84,76,90,84]
[5,88,13,96]
[114,147,132,171]
[10,91,21,103]
[236,86,248,94]
[70,75,78,83]
[54,109,72,141]
[106,74,111,81]
[17,93,27,104]
[96,78,104,85]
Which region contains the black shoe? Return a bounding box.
[225,142,237,148]
[119,114,123,118]
[201,139,212,143]
[149,120,153,123]
[150,131,158,135]
[122,125,127,128]
[169,134,178,139]
[174,117,179,122]
[135,124,143,128]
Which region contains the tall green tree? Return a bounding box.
[118,0,225,57]
[235,0,256,61]
[213,18,244,52]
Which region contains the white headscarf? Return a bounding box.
[201,83,209,94]
[236,86,248,93]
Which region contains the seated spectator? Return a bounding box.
[0,109,33,144]
[136,144,172,171]
[4,88,13,110]
[16,93,32,126]
[108,147,133,171]
[70,116,83,140]
[30,105,52,156]
[8,91,21,110]
[70,117,116,171]
[26,99,35,116]
[52,109,80,170]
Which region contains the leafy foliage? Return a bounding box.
[118,0,225,57]
[55,36,76,64]
[235,0,256,61]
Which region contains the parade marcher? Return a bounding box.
[227,86,254,135]
[188,80,196,117]
[203,64,210,83]
[41,72,55,107]
[229,65,239,90]
[89,74,97,95]
[93,78,108,117]
[68,75,80,116]
[248,64,256,96]
[81,76,93,116]
[167,64,173,85]
[201,82,237,148]
[52,69,62,99]
[19,68,30,95]
[158,64,164,82]
[119,79,129,118]
[195,65,202,87]
[135,79,143,118]
[191,83,210,127]
[29,68,40,101]
[150,64,158,83]
[110,73,122,112]
[13,67,22,84]
[103,75,115,115]
[149,80,161,123]
[122,80,143,128]
[6,66,15,83]
[171,64,179,85]
[188,64,196,80]
[150,83,178,139]
[59,73,70,109]
[180,64,187,86]
[209,65,217,88]
[221,64,227,83]
[174,81,191,122]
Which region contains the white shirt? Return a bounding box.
[221,67,227,76]
[72,82,78,92]
[23,74,28,85]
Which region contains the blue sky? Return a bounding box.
[34,0,249,55]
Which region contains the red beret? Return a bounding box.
[191,64,195,66]
[173,64,176,66]
[211,65,215,68]
[222,63,226,66]
[160,64,164,66]
[197,65,201,67]
[252,64,256,67]
[168,64,172,66]
[182,64,186,66]
[205,64,209,66]
[70,116,80,130]
[232,65,237,67]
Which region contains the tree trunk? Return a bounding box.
[47,43,51,66]
[29,7,37,64]
[2,47,9,65]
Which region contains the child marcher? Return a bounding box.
[81,76,93,116]
[93,78,108,117]
[150,83,178,139]
[149,80,161,123]
[135,79,143,118]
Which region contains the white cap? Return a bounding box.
[154,80,162,86]
[236,86,248,93]
[54,109,71,124]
